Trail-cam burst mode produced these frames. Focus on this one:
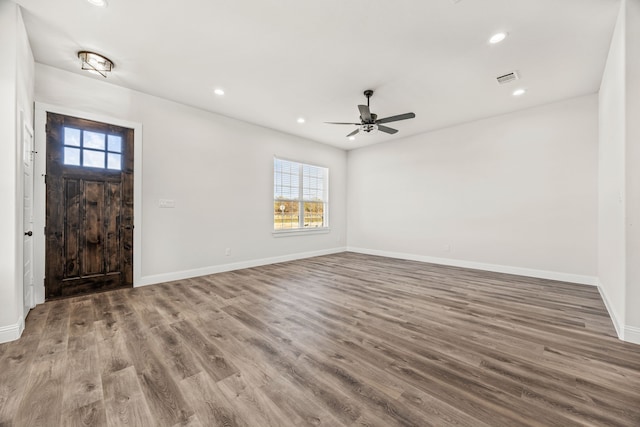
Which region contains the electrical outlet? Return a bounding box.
[225,248,231,256]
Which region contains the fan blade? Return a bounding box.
[377,125,398,134]
[346,129,359,138]
[358,105,372,122]
[325,122,361,125]
[376,112,416,124]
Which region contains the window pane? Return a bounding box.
[83,149,105,168]
[274,158,328,231]
[108,135,122,153]
[83,131,106,150]
[107,153,122,170]
[304,202,324,228]
[273,200,300,230]
[64,127,81,147]
[64,147,81,166]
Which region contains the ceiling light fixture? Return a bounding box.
[297,117,306,124]
[512,88,526,96]
[348,136,355,141]
[86,0,108,7]
[78,51,114,78]
[489,32,507,44]
[214,88,225,96]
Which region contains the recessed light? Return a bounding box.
[297,117,305,124]
[512,88,526,96]
[213,88,225,96]
[86,0,108,7]
[489,32,507,44]
[348,136,355,141]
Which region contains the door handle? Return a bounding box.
[24,231,33,236]
[123,225,133,230]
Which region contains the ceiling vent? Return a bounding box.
[496,71,520,85]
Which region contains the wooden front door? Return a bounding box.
[45,113,134,299]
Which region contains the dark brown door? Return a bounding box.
[45,113,134,299]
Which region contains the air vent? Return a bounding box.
[496,71,520,85]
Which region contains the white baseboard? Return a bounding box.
[347,247,598,285]
[0,316,25,344]
[597,284,624,339]
[624,326,640,345]
[137,247,347,287]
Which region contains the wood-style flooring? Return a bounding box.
[1,252,639,426]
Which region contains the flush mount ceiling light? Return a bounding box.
[348,136,356,141]
[78,51,114,78]
[86,0,108,7]
[213,88,225,96]
[297,117,306,124]
[489,32,508,44]
[512,88,527,96]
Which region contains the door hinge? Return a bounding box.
[43,174,47,184]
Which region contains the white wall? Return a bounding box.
[626,0,640,338]
[348,95,598,284]
[599,0,627,335]
[0,0,19,334]
[0,1,34,342]
[598,0,640,344]
[33,64,347,295]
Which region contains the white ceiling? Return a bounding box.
[16,0,620,150]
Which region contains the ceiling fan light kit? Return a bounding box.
[326,89,416,139]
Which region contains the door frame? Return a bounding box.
[33,102,143,304]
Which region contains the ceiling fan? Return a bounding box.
[326,89,416,138]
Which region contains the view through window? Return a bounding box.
[63,127,123,171]
[274,158,328,231]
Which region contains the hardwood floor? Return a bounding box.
[1,252,639,426]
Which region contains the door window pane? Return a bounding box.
[83,150,105,168]
[83,131,106,150]
[64,127,81,147]
[108,135,122,153]
[64,147,81,166]
[107,153,122,170]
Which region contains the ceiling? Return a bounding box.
[16,0,620,150]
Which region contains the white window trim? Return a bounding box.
[273,156,329,235]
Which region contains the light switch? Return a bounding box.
[159,199,176,208]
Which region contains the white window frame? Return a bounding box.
[273,157,329,235]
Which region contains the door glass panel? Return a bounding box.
[108,135,122,153]
[83,150,105,168]
[64,147,81,166]
[84,131,106,150]
[64,127,81,147]
[107,153,122,170]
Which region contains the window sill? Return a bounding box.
[272,228,330,237]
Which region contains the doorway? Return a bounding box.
[45,112,134,299]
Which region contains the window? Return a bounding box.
[63,127,122,170]
[274,158,328,231]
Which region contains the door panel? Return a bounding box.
[83,180,105,276]
[46,113,134,299]
[64,178,81,278]
[23,119,34,317]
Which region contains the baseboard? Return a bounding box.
[137,247,348,287]
[347,247,599,286]
[597,284,624,339]
[0,316,25,344]
[624,326,640,345]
